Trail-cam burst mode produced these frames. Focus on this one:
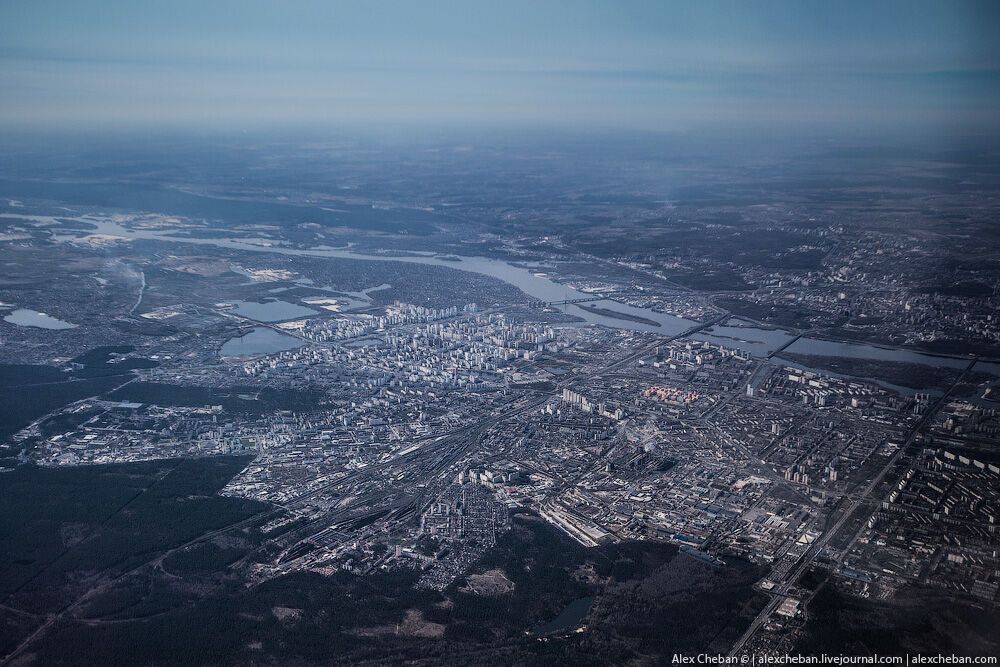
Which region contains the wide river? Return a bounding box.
[60,219,1000,391]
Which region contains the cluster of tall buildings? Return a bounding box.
[560,387,625,420]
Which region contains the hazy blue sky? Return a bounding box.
[1,0,998,134]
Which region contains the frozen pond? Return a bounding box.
[220,327,303,357]
[3,308,77,330]
[231,299,319,322]
[533,597,594,636]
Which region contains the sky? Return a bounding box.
[1,0,998,136]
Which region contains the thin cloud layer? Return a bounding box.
[1,0,997,134]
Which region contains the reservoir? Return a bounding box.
[231,299,319,322]
[220,327,303,357]
[533,597,594,636]
[3,308,77,330]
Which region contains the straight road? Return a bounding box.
[727,358,977,656]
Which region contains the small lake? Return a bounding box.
[231,299,318,322]
[220,327,303,357]
[533,597,594,636]
[3,308,77,330]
